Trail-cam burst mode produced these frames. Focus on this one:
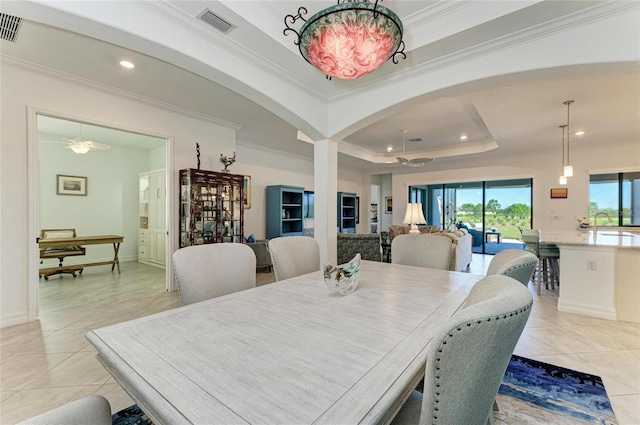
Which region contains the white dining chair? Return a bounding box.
[172,243,256,305]
[268,236,320,281]
[391,274,533,425]
[391,234,452,270]
[486,249,538,287]
[17,395,112,425]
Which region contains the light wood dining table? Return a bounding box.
[86,260,484,425]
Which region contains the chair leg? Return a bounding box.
[535,259,542,295]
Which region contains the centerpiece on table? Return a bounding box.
[323,253,360,295]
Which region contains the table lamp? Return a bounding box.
[403,203,426,235]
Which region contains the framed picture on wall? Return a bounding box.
[385,197,392,214]
[550,188,568,199]
[56,175,87,196]
[243,176,251,209]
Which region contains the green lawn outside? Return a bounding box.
[457,214,530,240]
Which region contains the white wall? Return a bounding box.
[1,59,236,327]
[236,141,369,238]
[149,146,166,170]
[235,143,315,240]
[390,140,640,232]
[38,141,150,265]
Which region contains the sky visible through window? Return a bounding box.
[590,182,619,210]
[455,185,619,210]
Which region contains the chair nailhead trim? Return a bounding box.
[429,301,533,424]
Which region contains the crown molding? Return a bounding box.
[236,138,313,163]
[329,1,639,103]
[1,54,241,130]
[135,0,328,102]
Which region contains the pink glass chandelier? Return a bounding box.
[284,0,405,80]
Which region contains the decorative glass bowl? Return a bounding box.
[323,253,361,295]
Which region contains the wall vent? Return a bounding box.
[197,9,235,34]
[0,13,22,43]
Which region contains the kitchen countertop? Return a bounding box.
[541,229,640,249]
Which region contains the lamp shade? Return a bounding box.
[563,165,574,177]
[403,203,426,234]
[559,175,567,185]
[298,2,403,80]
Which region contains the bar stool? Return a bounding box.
[521,229,560,295]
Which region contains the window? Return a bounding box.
[589,172,640,227]
[410,178,532,254]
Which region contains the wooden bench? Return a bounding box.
[39,229,86,280]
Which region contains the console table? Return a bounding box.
[38,235,124,277]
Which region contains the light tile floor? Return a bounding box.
[1,256,638,424]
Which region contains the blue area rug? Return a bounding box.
[112,355,617,424]
[497,355,617,424]
[112,404,153,425]
[474,242,525,255]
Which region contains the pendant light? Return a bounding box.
[563,100,574,177]
[559,124,567,185]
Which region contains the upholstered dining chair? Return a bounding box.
[17,395,112,425]
[391,275,533,425]
[391,234,452,270]
[268,236,320,281]
[172,243,256,305]
[486,249,538,287]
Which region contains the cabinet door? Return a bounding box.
[149,172,166,230]
[148,230,166,265]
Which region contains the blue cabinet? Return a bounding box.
[338,192,357,233]
[266,185,305,239]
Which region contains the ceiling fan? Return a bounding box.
[41,123,111,155]
[395,130,434,167]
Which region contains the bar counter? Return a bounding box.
[540,229,640,323]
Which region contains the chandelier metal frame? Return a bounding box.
[284,0,406,80]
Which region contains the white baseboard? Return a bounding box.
[557,299,617,321]
[0,311,29,329]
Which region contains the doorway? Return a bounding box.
[30,111,172,319]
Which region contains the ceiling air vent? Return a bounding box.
[409,138,423,142]
[197,9,235,34]
[0,13,22,43]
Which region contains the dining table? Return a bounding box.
[86,260,484,425]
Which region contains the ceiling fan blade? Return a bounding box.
[83,141,111,150]
[409,157,434,164]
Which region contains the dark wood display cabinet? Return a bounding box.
[179,169,244,247]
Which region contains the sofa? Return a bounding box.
[386,226,472,271]
[337,233,382,265]
[388,225,437,241]
[430,229,473,271]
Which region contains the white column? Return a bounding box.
[314,139,338,266]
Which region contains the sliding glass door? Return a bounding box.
[410,178,532,254]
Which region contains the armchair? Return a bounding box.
[247,239,272,272]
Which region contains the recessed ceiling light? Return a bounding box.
[386,146,393,152]
[575,131,585,136]
[460,135,467,140]
[120,60,135,69]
